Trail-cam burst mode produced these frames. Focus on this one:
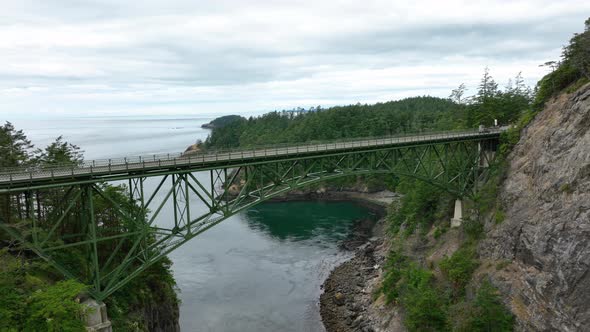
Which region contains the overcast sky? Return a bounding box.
[1,1,589,118]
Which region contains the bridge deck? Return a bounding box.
[0,129,502,190]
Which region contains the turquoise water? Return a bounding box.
[8,115,375,331]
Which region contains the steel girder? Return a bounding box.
[0,138,498,300]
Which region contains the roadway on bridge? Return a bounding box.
[0,129,502,189]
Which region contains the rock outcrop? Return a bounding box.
[480,84,590,331]
[183,143,202,155]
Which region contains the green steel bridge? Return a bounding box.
[0,128,502,300]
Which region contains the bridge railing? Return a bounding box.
[0,128,503,182]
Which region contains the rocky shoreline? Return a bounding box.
[303,190,405,332]
[190,166,401,331]
[320,219,405,332]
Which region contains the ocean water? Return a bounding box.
[4,115,371,331]
[9,115,213,159]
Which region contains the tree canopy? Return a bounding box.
[204,73,533,150]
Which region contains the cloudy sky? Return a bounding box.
[1,0,589,118]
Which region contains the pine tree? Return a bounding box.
[449,83,467,104]
[0,122,34,168]
[35,136,84,166]
[476,67,499,103]
[563,18,590,79]
[471,68,500,126]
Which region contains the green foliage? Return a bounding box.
[533,63,582,111]
[565,77,590,94]
[494,210,506,224]
[433,225,448,239]
[204,96,468,150]
[106,257,179,331]
[1,249,88,331]
[204,117,247,148]
[472,162,503,214]
[389,179,451,235]
[0,121,34,168]
[466,70,532,127]
[534,17,590,112]
[380,252,449,331]
[440,245,479,296]
[203,74,533,196]
[380,251,409,303]
[35,135,84,166]
[0,284,23,331]
[559,183,573,194]
[401,269,449,332]
[382,252,512,332]
[0,125,180,331]
[203,115,245,129]
[562,18,590,80]
[0,249,27,330]
[462,218,484,240]
[467,280,514,331]
[24,280,87,332]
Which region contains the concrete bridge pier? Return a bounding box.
[451,199,463,227]
[82,298,112,332]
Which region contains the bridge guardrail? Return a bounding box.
[0,128,503,183]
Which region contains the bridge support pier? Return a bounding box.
[451,199,463,228]
[83,298,112,332]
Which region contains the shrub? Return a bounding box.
[533,64,582,112]
[389,179,450,235]
[380,251,408,303]
[463,218,484,240]
[401,264,449,331]
[560,183,573,194]
[469,280,514,331]
[24,280,87,332]
[494,210,506,224]
[381,252,450,331]
[449,280,514,331]
[0,284,25,331]
[440,245,479,296]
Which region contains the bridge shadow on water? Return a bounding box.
[243,201,378,245]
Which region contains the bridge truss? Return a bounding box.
[0,132,499,300]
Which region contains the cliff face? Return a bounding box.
[480,84,590,331]
[135,300,180,332]
[106,258,180,331]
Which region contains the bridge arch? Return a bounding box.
[0,132,499,300]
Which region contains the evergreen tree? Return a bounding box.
[449,83,466,104]
[563,18,590,79]
[0,122,34,223]
[0,122,34,168]
[35,136,84,166]
[471,68,500,126]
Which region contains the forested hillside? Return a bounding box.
[204,71,531,149]
[201,115,245,129]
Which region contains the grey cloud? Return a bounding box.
[1,1,589,117]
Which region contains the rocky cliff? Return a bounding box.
[480,83,590,331]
